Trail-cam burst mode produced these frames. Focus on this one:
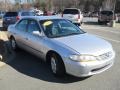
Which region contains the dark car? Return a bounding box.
[2,11,35,30]
[98,10,116,24]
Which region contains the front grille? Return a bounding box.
[99,51,113,61]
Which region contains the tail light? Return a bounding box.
[113,15,116,20]
[16,16,20,21]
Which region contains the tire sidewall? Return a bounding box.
[50,53,65,76]
[10,37,17,50]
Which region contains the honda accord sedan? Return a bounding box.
[7,16,115,77]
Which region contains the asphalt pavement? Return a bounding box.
[0,17,120,90]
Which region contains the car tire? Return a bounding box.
[98,20,102,24]
[50,53,65,77]
[79,23,81,26]
[2,27,7,31]
[10,37,18,51]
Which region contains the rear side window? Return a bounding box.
[21,12,35,16]
[63,9,79,14]
[4,12,18,17]
[100,11,113,15]
[16,19,28,32]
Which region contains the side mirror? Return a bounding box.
[33,31,41,36]
[32,31,45,37]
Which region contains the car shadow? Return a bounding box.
[0,27,7,31]
[6,48,91,84]
[0,27,3,30]
[83,22,107,27]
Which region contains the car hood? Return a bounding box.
[52,33,112,56]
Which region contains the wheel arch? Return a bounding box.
[46,50,61,63]
[9,35,15,40]
[46,50,65,65]
[46,50,66,74]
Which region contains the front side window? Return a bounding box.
[16,19,28,32]
[27,20,40,33]
[40,19,85,38]
[63,9,79,14]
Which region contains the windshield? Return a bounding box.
[101,11,113,15]
[21,12,35,16]
[40,19,85,38]
[63,9,79,14]
[4,12,18,17]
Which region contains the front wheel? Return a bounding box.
[50,53,65,77]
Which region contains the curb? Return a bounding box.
[0,55,5,67]
[0,61,6,67]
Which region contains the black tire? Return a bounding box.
[50,53,65,77]
[10,37,18,51]
[98,20,102,24]
[79,23,81,26]
[80,21,83,25]
[2,27,7,31]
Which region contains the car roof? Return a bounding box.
[21,16,63,21]
[64,8,80,10]
[100,10,113,12]
[19,10,34,12]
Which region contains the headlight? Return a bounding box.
[69,55,99,62]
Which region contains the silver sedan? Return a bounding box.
[8,16,115,77]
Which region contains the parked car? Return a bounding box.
[34,9,43,16]
[2,10,35,30]
[62,8,83,26]
[98,10,116,24]
[117,13,120,22]
[91,11,98,17]
[8,16,115,77]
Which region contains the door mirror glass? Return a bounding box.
[32,31,40,36]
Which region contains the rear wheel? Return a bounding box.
[50,53,65,77]
[10,37,18,51]
[98,20,102,24]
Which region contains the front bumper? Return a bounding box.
[63,56,115,77]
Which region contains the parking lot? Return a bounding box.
[0,17,120,90]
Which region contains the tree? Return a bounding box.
[0,0,13,11]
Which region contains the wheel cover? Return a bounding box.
[51,57,57,74]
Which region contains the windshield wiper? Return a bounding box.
[67,32,81,36]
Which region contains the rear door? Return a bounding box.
[14,19,29,50]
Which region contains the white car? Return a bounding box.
[62,8,83,26]
[8,16,115,77]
